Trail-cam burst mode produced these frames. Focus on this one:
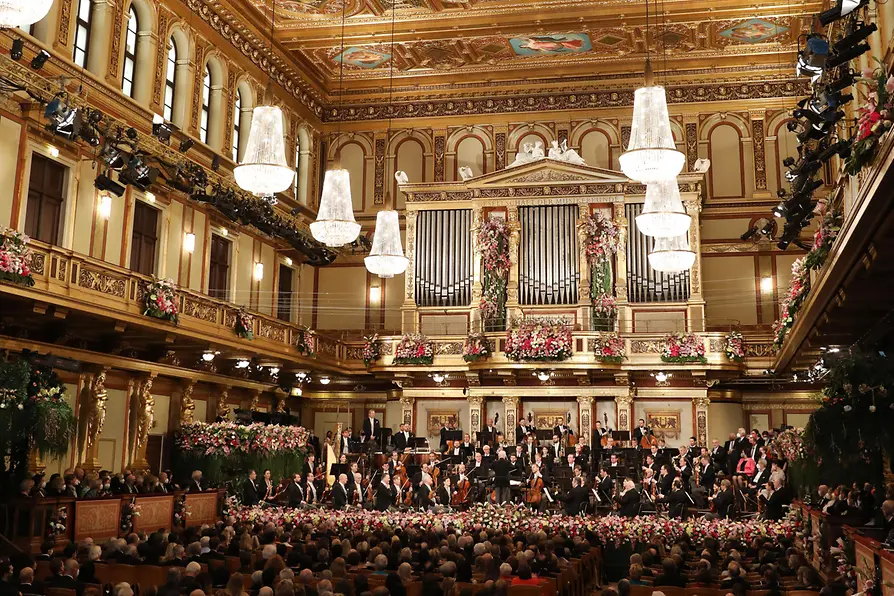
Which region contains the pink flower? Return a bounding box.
[862,67,875,78]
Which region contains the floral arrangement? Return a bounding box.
[362,333,382,366]
[177,421,308,456]
[592,294,617,319]
[661,333,707,364]
[593,332,626,364]
[725,330,745,362]
[234,308,254,340]
[221,495,239,520]
[505,319,573,362]
[296,329,317,358]
[144,278,179,324]
[47,505,67,537]
[393,333,434,365]
[581,213,620,326]
[0,227,34,287]
[845,59,894,176]
[462,333,491,363]
[173,493,190,528]
[477,217,511,328]
[232,502,798,548]
[775,427,806,464]
[120,498,141,533]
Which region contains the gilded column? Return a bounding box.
[683,195,705,331]
[468,395,484,439]
[400,396,415,429]
[693,396,710,448]
[433,129,447,182]
[129,373,157,472]
[749,110,769,196]
[505,206,521,322]
[613,202,630,332]
[614,388,634,432]
[502,396,519,445]
[401,210,419,332]
[374,132,387,205]
[577,396,594,440]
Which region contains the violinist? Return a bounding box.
[602,436,616,454]
[525,463,546,512]
[696,455,716,502]
[349,472,363,505]
[416,473,434,508]
[642,467,658,497]
[617,477,641,517]
[387,451,404,480]
[509,453,525,477]
[658,477,689,518]
[303,473,319,505]
[262,469,278,504]
[392,474,408,507]
[286,473,304,507]
[676,456,693,489]
[302,454,316,477]
[596,467,614,502]
[333,473,350,510]
[643,454,661,476]
[523,435,537,464]
[550,434,563,461]
[514,444,526,467]
[658,464,674,496]
[710,478,735,519]
[375,473,392,511]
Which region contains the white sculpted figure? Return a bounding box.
[508,141,548,168]
[394,171,409,185]
[548,140,587,165]
[530,141,545,160]
[458,166,474,181]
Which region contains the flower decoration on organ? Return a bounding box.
[144,278,179,324]
[661,333,707,364]
[176,421,308,456]
[234,308,254,340]
[592,294,618,319]
[593,332,626,364]
[362,333,382,367]
[476,217,511,328]
[0,227,34,287]
[725,330,745,362]
[580,212,620,326]
[462,333,492,363]
[393,333,434,365]
[505,319,573,362]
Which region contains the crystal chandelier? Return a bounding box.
[618,59,685,183]
[0,0,54,29]
[636,178,691,238]
[310,168,359,247]
[234,100,295,195]
[365,210,407,277]
[648,233,695,272]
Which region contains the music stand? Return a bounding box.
[378,428,392,452]
[612,430,630,442]
[445,430,463,443]
[329,464,349,480]
[478,431,495,446]
[408,437,427,451]
[535,429,554,443]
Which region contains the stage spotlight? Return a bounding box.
[30,50,49,70]
[126,127,138,140]
[817,139,852,162]
[834,22,877,53]
[101,146,128,171]
[827,42,871,69]
[819,0,869,26]
[796,35,828,79]
[211,155,221,171]
[179,138,194,153]
[119,155,159,191]
[773,202,788,218]
[151,114,172,143]
[760,221,775,236]
[11,39,24,61]
[95,174,126,197]
[740,226,759,241]
[47,108,82,140]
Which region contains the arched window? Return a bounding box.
[163,40,176,121]
[200,65,211,143]
[73,0,92,68]
[121,6,139,97]
[232,89,242,162]
[294,141,300,197]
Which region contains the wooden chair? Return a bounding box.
[35,561,52,581]
[507,585,543,596]
[630,584,654,596]
[45,588,76,596]
[746,591,771,596]
[226,557,241,574]
[104,564,137,586]
[786,591,821,596]
[134,565,168,588]
[685,587,717,596]
[406,581,422,596]
[653,586,687,596]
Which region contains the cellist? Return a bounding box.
[525,463,546,512]
[452,463,471,508]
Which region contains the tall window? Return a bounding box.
[73,0,92,68]
[277,264,294,322]
[208,234,231,300]
[200,65,211,143]
[130,201,159,275]
[294,142,300,197]
[232,89,242,162]
[25,154,66,245]
[121,6,139,97]
[163,41,177,121]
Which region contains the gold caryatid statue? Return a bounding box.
[135,378,155,449]
[215,387,231,420]
[86,369,109,445]
[180,381,195,425]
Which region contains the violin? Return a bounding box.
[430,465,440,486]
[525,475,544,506]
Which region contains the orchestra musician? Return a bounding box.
[332,474,351,510]
[658,478,689,518]
[492,450,512,504]
[387,451,404,480]
[676,456,693,489]
[694,455,716,507]
[617,477,641,517]
[459,434,475,460]
[263,470,278,503]
[339,428,352,456]
[416,473,434,508]
[392,475,408,507]
[363,410,381,446]
[303,473,319,505]
[375,473,393,511]
[658,464,674,496]
[710,478,735,518]
[286,473,304,507]
[393,423,413,452]
[554,420,574,439]
[593,419,610,447]
[435,475,453,507]
[597,467,614,502]
[633,419,649,446]
[526,463,547,512]
[439,418,456,452]
[549,434,563,461]
[302,454,316,477]
[577,436,592,464]
[533,452,550,483]
[562,476,589,516]
[243,470,260,506]
[523,435,537,463]
[481,444,493,463]
[469,452,489,481]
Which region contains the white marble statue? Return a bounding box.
[394,170,409,185]
[508,141,547,168]
[458,166,474,181]
[548,140,587,165]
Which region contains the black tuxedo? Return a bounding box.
[700,463,716,490]
[394,430,412,451]
[550,443,562,461]
[416,484,433,508]
[243,479,260,506]
[563,486,589,515]
[439,427,451,452]
[554,424,573,437]
[597,476,614,500]
[332,483,350,509]
[304,481,318,504]
[363,417,381,442]
[660,489,689,518]
[618,489,641,517]
[659,473,674,496]
[711,445,728,469]
[436,485,452,506]
[286,481,304,507]
[633,426,648,443]
[468,462,489,482]
[375,484,393,511]
[339,435,352,455]
[491,459,511,488]
[714,488,735,518]
[750,467,771,488]
[678,465,692,488]
[763,486,792,521]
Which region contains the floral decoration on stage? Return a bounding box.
[845,59,894,176]
[661,333,707,364]
[775,427,806,464]
[120,498,141,533]
[177,421,309,456]
[143,278,179,324]
[580,213,621,327]
[362,333,382,366]
[772,203,840,348]
[462,333,491,363]
[232,503,798,548]
[173,493,190,528]
[393,333,434,365]
[505,319,573,362]
[725,330,745,362]
[234,308,254,340]
[477,217,511,329]
[295,328,317,358]
[0,227,34,287]
[593,332,626,364]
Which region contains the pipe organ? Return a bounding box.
[414,209,473,307]
[518,205,580,305]
[625,203,690,303]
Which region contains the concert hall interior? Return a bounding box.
[2,0,894,594]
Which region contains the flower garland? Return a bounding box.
[0,227,34,287]
[661,333,707,364]
[144,278,179,324]
[120,498,141,533]
[593,332,626,364]
[177,421,309,456]
[462,333,491,363]
[47,505,67,538]
[173,493,190,528]
[393,333,434,365]
[725,330,745,362]
[362,333,382,366]
[580,213,621,324]
[505,319,573,362]
[476,218,511,328]
[232,503,798,549]
[845,59,894,176]
[296,329,317,358]
[234,308,254,340]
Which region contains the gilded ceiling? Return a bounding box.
[242,0,821,89]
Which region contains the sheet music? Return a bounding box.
[592,488,601,503]
[543,487,554,503]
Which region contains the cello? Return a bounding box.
[524,473,544,507]
[453,474,471,508]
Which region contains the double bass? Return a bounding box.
[600,413,611,447]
